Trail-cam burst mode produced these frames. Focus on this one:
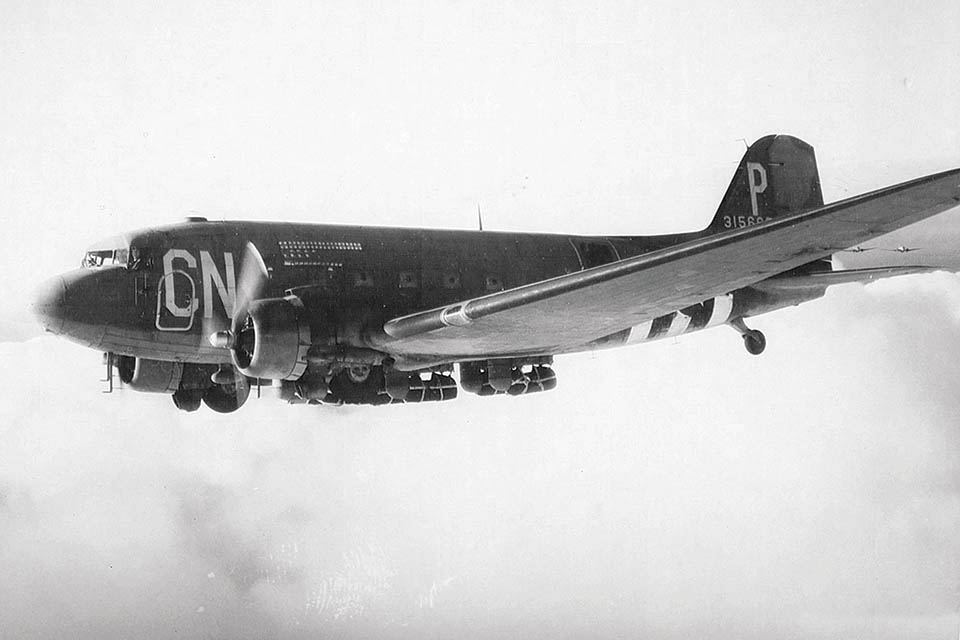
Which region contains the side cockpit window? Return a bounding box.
[128,247,146,270]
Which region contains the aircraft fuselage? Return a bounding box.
[37,218,766,365]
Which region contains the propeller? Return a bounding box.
[208,242,270,386]
[209,241,269,351]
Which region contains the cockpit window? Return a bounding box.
[82,249,129,269]
[127,247,150,270]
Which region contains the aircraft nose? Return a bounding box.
[31,275,67,334]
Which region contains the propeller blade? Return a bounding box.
[208,242,269,349]
[234,241,269,317]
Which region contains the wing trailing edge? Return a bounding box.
[754,265,938,293]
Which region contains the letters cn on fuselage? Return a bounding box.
[157,249,236,331]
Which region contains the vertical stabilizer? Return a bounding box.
[706,134,824,235]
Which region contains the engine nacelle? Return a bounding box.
[230,295,310,380]
[117,356,183,393]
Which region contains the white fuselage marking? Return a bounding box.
[624,294,735,346]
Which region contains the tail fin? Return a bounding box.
[706,134,824,235]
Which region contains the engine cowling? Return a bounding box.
[117,356,183,393]
[230,295,310,380]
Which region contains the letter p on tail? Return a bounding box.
[746,161,768,218]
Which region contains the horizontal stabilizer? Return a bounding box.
[754,265,938,293]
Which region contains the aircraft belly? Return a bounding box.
[54,319,107,351]
[100,326,231,363]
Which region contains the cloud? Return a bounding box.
[1,273,959,639]
[3,0,959,636]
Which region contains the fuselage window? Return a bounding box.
[485,275,504,291]
[353,272,374,287]
[442,272,461,289]
[576,241,618,269]
[399,271,418,288]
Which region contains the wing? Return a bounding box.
[376,168,960,358]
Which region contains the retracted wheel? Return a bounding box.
[742,329,766,355]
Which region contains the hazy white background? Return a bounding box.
[2,1,959,638]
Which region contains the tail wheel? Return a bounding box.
[743,330,766,355]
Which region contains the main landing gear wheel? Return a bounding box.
[742,329,766,355]
[202,376,251,413]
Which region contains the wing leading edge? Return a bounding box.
[377,168,960,358]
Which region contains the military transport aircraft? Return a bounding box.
[31,135,960,412]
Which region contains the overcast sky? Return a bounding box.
[2,1,960,638]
